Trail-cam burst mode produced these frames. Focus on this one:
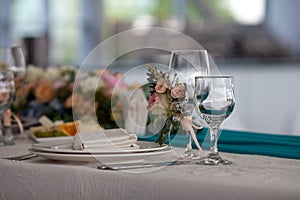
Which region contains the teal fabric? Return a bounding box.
[139,128,300,159]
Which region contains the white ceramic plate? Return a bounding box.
[30,141,169,154]
[29,146,172,163]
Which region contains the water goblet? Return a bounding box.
[0,46,23,145]
[0,70,15,146]
[0,46,26,89]
[8,46,26,89]
[169,50,210,159]
[194,76,235,165]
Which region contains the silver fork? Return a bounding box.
[3,153,38,161]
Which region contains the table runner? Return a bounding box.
[140,128,300,159]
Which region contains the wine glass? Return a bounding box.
[0,46,24,145]
[8,46,26,140]
[0,70,15,146]
[0,46,26,87]
[194,76,235,165]
[169,50,210,159]
[8,46,26,89]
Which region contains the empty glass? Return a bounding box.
[194,76,235,165]
[0,46,22,145]
[0,70,15,146]
[8,46,26,89]
[169,50,210,159]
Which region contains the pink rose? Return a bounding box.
[171,84,186,99]
[155,78,168,93]
[0,90,9,102]
[53,80,66,89]
[146,93,161,110]
[101,70,127,89]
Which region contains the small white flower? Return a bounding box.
[26,65,44,83]
[44,67,61,81]
[80,76,103,93]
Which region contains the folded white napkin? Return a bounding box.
[118,88,148,137]
[73,128,138,150]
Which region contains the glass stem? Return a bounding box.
[185,131,193,151]
[209,125,219,154]
[0,114,3,144]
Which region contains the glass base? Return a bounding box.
[196,153,232,165]
[0,139,15,146]
[179,149,200,160]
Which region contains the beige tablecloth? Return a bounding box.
[0,137,300,200]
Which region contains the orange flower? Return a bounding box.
[35,80,55,103]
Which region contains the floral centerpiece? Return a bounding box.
[13,65,75,121]
[12,65,134,129]
[146,64,188,146]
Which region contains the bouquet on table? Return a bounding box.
[146,64,188,146]
[12,65,140,129]
[13,65,76,122]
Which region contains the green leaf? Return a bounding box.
[155,118,172,146]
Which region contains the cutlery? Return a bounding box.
[97,159,191,170]
[3,153,38,161]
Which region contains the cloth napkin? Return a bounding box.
[139,128,300,159]
[118,88,148,137]
[73,128,138,150]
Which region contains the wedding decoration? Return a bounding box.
[12,65,137,129]
[146,64,188,146]
[12,65,76,121]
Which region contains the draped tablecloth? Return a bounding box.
[0,136,300,200]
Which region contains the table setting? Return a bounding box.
[1,46,300,200]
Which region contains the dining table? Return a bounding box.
[1,130,300,200]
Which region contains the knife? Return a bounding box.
[97,160,191,170]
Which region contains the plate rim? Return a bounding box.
[30,141,169,154]
[28,146,172,162]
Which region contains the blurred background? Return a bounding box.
[1,0,300,135]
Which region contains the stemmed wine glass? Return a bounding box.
[0,70,15,146]
[169,50,210,159]
[0,46,25,145]
[0,46,26,87]
[194,76,235,165]
[8,46,26,141]
[8,46,26,88]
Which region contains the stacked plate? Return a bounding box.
[29,139,172,163]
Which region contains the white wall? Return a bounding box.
[220,62,300,135]
[266,0,300,55]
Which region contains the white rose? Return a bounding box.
[44,67,61,81]
[26,65,44,83]
[80,76,103,93]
